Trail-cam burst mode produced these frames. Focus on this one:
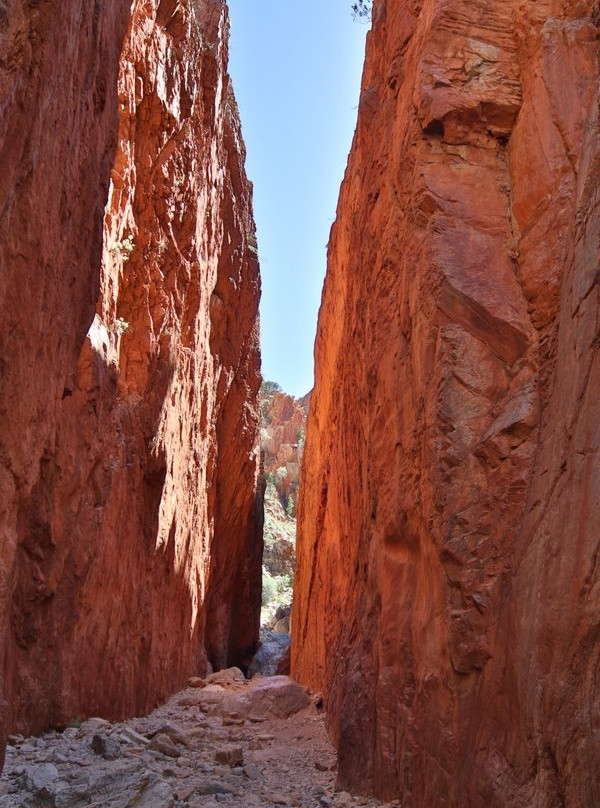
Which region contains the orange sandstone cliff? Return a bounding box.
[0,0,261,765]
[292,1,600,806]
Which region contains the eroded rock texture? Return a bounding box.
[292,1,600,806]
[0,0,261,766]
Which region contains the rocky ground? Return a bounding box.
[0,671,395,808]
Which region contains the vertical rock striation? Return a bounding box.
[292,1,599,806]
[0,0,132,765]
[0,0,261,766]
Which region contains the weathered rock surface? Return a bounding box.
[0,0,261,764]
[293,1,600,806]
[17,758,175,808]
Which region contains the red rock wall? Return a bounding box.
[0,0,132,764]
[0,0,261,764]
[292,1,599,806]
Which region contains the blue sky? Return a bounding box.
[227,0,369,398]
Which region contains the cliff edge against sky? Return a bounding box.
[293,1,600,806]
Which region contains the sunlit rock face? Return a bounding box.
[292,1,600,806]
[0,0,261,765]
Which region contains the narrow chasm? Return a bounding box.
[3,0,599,806]
[250,381,310,677]
[0,0,382,804]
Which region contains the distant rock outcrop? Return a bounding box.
[260,382,309,517]
[259,383,308,627]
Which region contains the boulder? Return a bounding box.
[148,734,180,759]
[250,631,291,677]
[214,746,244,767]
[91,734,121,761]
[222,676,312,720]
[206,668,246,687]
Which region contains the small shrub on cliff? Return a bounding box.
[108,317,130,336]
[261,566,293,625]
[263,481,295,546]
[112,235,135,261]
[351,0,372,20]
[262,568,291,605]
[262,569,277,606]
[261,380,282,396]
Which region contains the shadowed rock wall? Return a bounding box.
[292,1,599,806]
[0,0,261,766]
